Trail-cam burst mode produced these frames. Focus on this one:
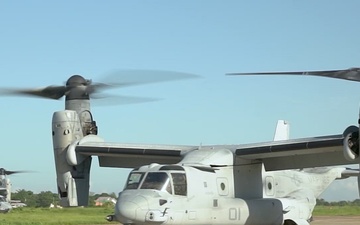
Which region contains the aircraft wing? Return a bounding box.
[74,126,359,171]
[234,134,359,171]
[75,137,197,168]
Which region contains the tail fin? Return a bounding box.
[273,120,289,141]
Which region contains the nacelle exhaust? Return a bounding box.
[343,125,359,161]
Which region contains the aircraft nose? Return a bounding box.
[117,201,138,223]
[115,194,149,223]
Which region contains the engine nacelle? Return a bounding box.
[343,125,359,161]
[52,110,92,207]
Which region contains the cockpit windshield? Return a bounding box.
[140,172,172,194]
[125,172,145,190]
[171,173,187,196]
[124,171,187,196]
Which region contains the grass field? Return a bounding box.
[1,205,360,225]
[0,207,118,225]
[313,205,360,216]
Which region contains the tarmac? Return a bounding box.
[311,216,360,225]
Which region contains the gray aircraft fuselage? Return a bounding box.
[113,149,342,225]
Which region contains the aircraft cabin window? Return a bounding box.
[171,173,187,196]
[140,172,172,194]
[125,172,145,190]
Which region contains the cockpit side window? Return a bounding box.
[172,173,187,196]
[140,172,172,194]
[125,172,145,190]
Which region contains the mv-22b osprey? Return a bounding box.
[3,68,360,225]
[0,168,26,213]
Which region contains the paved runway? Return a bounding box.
[311,216,360,225]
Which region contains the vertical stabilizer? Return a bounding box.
[273,120,289,141]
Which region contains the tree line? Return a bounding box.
[10,189,360,208]
[11,189,117,207]
[316,198,360,206]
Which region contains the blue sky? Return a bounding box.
[1,1,360,201]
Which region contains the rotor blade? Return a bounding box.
[98,69,200,89]
[0,168,28,175]
[227,67,360,82]
[4,170,27,175]
[92,94,161,106]
[0,85,66,100]
[0,70,199,102]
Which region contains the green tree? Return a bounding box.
[11,190,120,208]
[88,194,97,206]
[12,189,36,207]
[36,191,56,207]
[109,192,117,199]
[338,200,350,206]
[316,198,333,206]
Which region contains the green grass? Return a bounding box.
[1,205,360,225]
[313,205,360,216]
[0,207,118,225]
